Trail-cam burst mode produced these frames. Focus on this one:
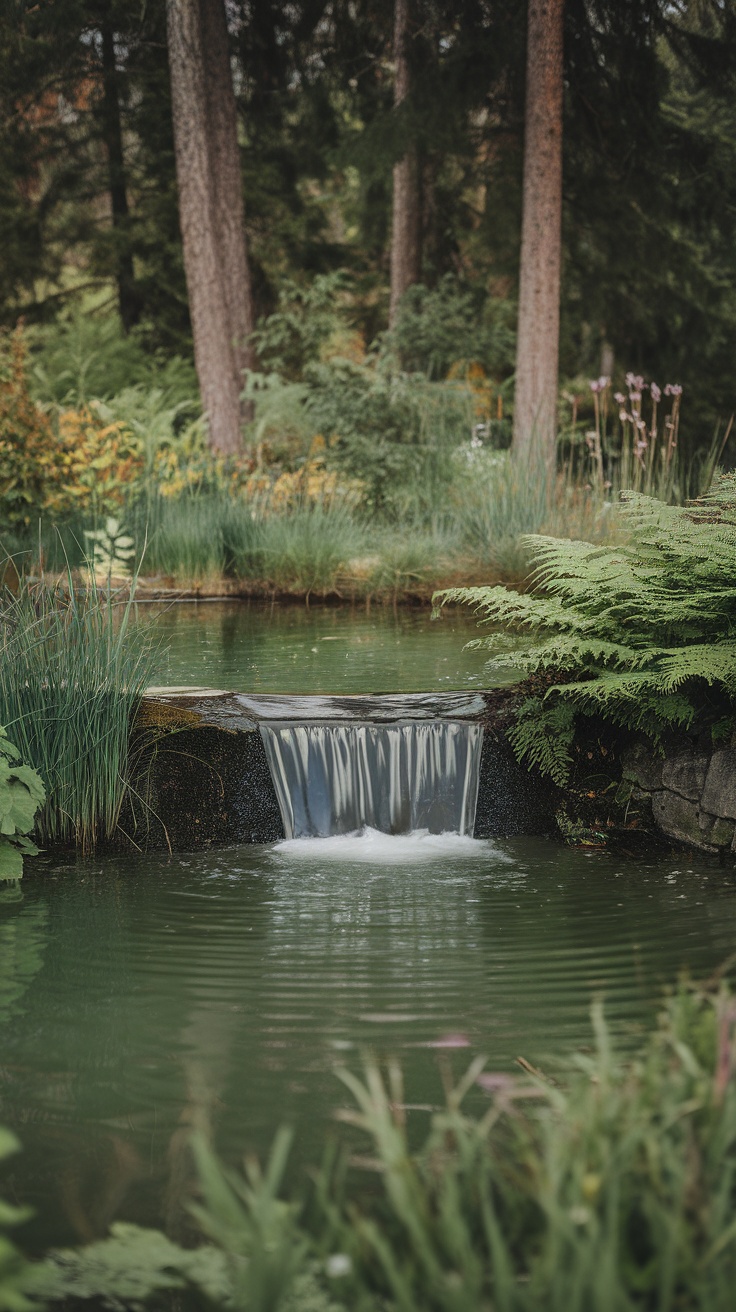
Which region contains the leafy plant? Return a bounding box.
[83,518,136,581]
[0,1128,36,1312]
[437,472,736,784]
[0,728,44,880]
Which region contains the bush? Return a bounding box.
[437,472,736,783]
[0,727,44,879]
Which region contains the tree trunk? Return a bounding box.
[166,0,253,454]
[199,0,255,379]
[100,20,140,333]
[389,0,421,327]
[511,0,564,469]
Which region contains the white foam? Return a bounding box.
[272,826,505,864]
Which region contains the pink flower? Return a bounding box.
[650,382,661,403]
[619,409,629,422]
[626,372,645,392]
[476,1072,516,1094]
[424,1032,471,1049]
[614,391,625,404]
[664,383,683,397]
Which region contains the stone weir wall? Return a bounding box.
[622,739,736,854]
[133,688,558,851]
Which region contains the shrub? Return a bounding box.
[436,472,736,783]
[0,727,44,879]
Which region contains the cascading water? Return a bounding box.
[259,720,483,839]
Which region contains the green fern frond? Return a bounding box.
[443,472,736,781]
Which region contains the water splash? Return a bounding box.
[272,826,501,864]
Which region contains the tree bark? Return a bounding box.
[199,0,255,379]
[166,0,253,454]
[511,0,564,469]
[389,0,421,327]
[100,20,140,332]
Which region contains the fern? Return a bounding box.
[436,474,736,782]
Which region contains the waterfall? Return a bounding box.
[259,721,483,839]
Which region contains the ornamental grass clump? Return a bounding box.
[0,569,157,851]
[437,472,736,784]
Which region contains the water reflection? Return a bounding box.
[142,599,509,694]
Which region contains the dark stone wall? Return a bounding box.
[474,731,559,838]
[130,725,284,849]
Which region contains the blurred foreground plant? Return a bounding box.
[11,979,736,1311]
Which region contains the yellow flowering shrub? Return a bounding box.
[447,360,501,420]
[0,329,59,526]
[45,406,143,518]
[0,329,143,525]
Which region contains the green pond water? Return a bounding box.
[2,839,735,1250]
[1,601,735,1253]
[143,599,512,693]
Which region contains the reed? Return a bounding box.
[0,570,157,851]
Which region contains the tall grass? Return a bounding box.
[0,571,157,851]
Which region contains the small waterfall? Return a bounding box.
[260,721,483,839]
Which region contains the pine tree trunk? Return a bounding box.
[389,0,421,328]
[199,0,255,380]
[511,0,564,468]
[166,0,251,454]
[100,20,140,332]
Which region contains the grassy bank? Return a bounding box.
[5,976,736,1310]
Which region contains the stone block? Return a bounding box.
[701,749,736,820]
[620,740,664,792]
[699,812,735,849]
[651,791,714,850]
[661,751,709,801]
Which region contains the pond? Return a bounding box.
[2,599,735,1254]
[2,837,735,1250]
[142,599,515,693]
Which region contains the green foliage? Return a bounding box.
[382,276,516,380]
[0,1128,35,1312]
[252,273,356,380]
[317,982,736,1311]
[437,472,736,783]
[0,728,44,880]
[0,571,157,850]
[13,979,736,1311]
[305,358,475,517]
[29,1223,228,1310]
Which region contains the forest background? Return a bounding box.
[1,0,736,593]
